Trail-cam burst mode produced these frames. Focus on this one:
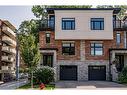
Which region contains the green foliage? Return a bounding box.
[32,5,92,19]
[33,67,55,84]
[96,5,127,19]
[19,34,40,69]
[118,66,127,83]
[18,19,40,43]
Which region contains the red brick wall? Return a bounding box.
[39,31,57,48]
[39,31,125,60]
[57,40,80,60]
[85,31,125,60]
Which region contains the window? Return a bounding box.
[62,43,75,55]
[91,18,104,30]
[62,18,75,30]
[46,33,50,43]
[91,43,103,55]
[116,33,121,44]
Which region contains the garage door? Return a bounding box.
[60,66,77,80]
[88,66,106,80]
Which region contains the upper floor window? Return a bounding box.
[49,15,55,29]
[46,33,50,43]
[116,33,121,44]
[91,18,104,30]
[62,18,75,30]
[62,42,75,55]
[91,43,103,56]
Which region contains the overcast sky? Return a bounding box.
[0,6,36,29]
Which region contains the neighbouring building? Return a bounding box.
[0,20,16,82]
[39,8,127,81]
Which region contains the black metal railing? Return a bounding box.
[39,19,55,31]
[113,20,127,29]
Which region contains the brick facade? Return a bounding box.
[39,31,125,61]
[39,30,126,81]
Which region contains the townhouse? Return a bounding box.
[39,8,127,81]
[0,20,16,82]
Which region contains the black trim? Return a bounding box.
[90,43,103,56]
[47,8,121,14]
[40,48,58,51]
[91,18,104,30]
[62,18,75,30]
[109,48,127,51]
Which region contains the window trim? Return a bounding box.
[62,42,75,55]
[90,43,103,56]
[91,18,104,30]
[62,18,75,30]
[116,33,121,44]
[45,33,50,43]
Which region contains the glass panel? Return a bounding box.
[95,48,103,55]
[46,33,50,37]
[91,18,104,21]
[116,33,121,44]
[91,48,94,55]
[95,43,102,47]
[62,18,75,30]
[63,43,70,47]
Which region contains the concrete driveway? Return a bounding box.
[55,81,127,89]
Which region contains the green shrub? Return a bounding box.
[33,66,55,84]
[118,66,127,83]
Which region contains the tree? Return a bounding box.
[19,33,40,88]
[32,5,92,19]
[96,5,127,19]
[18,19,40,43]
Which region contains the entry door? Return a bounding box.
[43,54,53,67]
[0,74,1,81]
[115,55,124,72]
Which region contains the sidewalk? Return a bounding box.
[0,79,29,90]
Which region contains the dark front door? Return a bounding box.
[43,54,53,67]
[115,55,124,72]
[0,74,1,81]
[60,65,77,80]
[88,66,106,81]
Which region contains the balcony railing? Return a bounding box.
[39,19,55,31]
[2,26,16,37]
[2,36,16,46]
[2,46,16,54]
[113,20,127,29]
[1,56,14,63]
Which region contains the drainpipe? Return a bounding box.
[15,29,19,81]
[124,31,127,48]
[109,49,112,81]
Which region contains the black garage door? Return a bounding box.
[88,66,106,81]
[60,66,77,80]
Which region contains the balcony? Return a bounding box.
[39,19,55,31]
[2,46,16,54]
[1,66,8,70]
[2,36,16,46]
[2,26,16,37]
[113,20,127,30]
[1,56,14,63]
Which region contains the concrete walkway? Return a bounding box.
[0,79,29,90]
[55,81,127,89]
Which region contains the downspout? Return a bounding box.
[124,31,127,48]
[109,49,112,81]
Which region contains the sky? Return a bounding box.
[0,6,36,29]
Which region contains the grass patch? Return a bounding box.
[18,83,55,90]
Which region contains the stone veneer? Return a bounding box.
[56,60,109,81]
